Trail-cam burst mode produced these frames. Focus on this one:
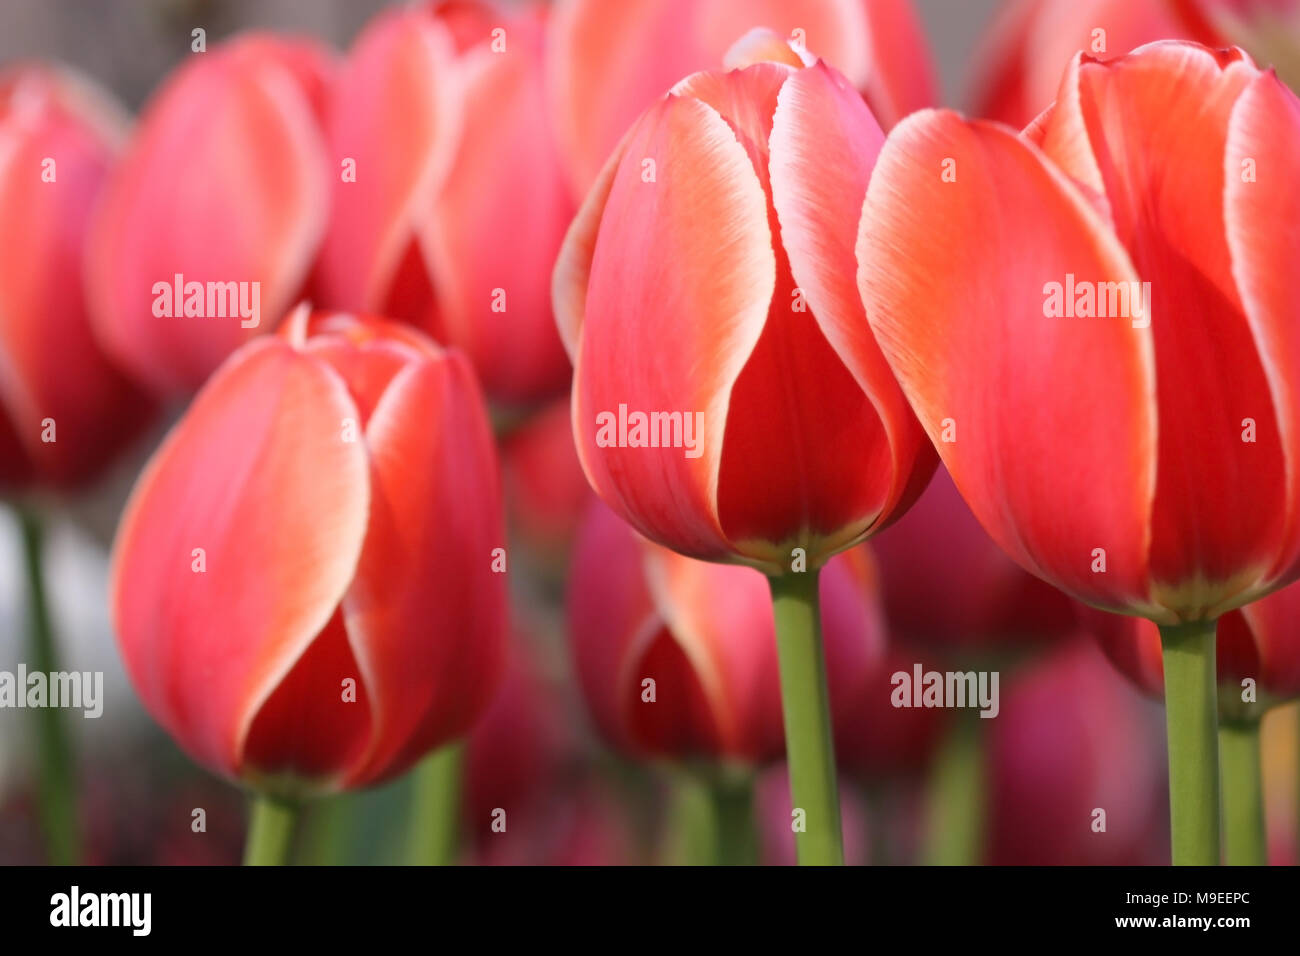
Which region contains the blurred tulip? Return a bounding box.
[566,502,886,765]
[0,64,152,489]
[315,1,573,406]
[87,34,332,396]
[556,36,935,572]
[549,0,937,195]
[1091,582,1300,712]
[862,42,1300,626]
[987,640,1168,864]
[111,306,506,795]
[500,398,592,565]
[973,0,1220,127]
[871,466,1078,652]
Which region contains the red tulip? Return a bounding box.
[973,0,1221,127]
[111,306,506,793]
[0,64,152,488]
[871,466,1078,650]
[549,0,937,195]
[860,41,1300,625]
[556,36,935,572]
[314,1,574,406]
[87,35,332,396]
[1091,582,1300,710]
[566,501,886,764]
[987,640,1168,865]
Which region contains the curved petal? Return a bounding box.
[1225,69,1300,589]
[340,351,507,786]
[1057,43,1281,613]
[110,339,370,782]
[313,9,458,317]
[859,110,1159,617]
[87,35,331,395]
[573,93,775,561]
[767,61,934,544]
[420,17,574,403]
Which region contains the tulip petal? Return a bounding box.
[339,352,507,786]
[111,339,370,780]
[573,93,775,561]
[1057,43,1283,611]
[419,22,574,403]
[1225,70,1300,587]
[859,110,1159,615]
[87,36,331,395]
[314,10,458,316]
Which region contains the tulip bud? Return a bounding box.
[315,1,574,406]
[566,501,887,764]
[0,64,152,489]
[111,306,506,794]
[556,42,935,572]
[87,35,332,396]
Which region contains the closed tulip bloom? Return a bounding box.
[87,35,332,396]
[0,65,152,488]
[871,466,1078,650]
[315,1,574,405]
[861,42,1300,626]
[549,0,937,195]
[556,37,935,572]
[111,306,506,794]
[566,502,885,764]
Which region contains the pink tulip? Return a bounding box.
[87,34,331,396]
[314,1,574,405]
[111,306,506,793]
[549,0,937,195]
[566,501,886,764]
[556,35,935,571]
[0,64,152,488]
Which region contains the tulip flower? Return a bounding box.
[858,40,1300,863]
[567,500,888,863]
[1091,582,1300,863]
[556,31,934,864]
[871,466,1078,652]
[110,305,506,864]
[548,0,938,195]
[87,35,332,396]
[0,63,158,865]
[314,1,573,406]
[988,640,1168,865]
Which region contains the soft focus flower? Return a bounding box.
[500,398,593,565]
[549,0,937,194]
[111,306,506,794]
[0,64,152,488]
[556,36,935,572]
[860,41,1300,624]
[987,640,1168,864]
[315,1,573,406]
[86,35,331,396]
[566,501,886,764]
[871,466,1078,651]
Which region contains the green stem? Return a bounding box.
[243,795,298,865]
[18,507,79,865]
[408,741,464,865]
[768,569,843,865]
[668,770,757,865]
[922,714,986,865]
[1159,620,1221,865]
[1219,719,1266,866]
